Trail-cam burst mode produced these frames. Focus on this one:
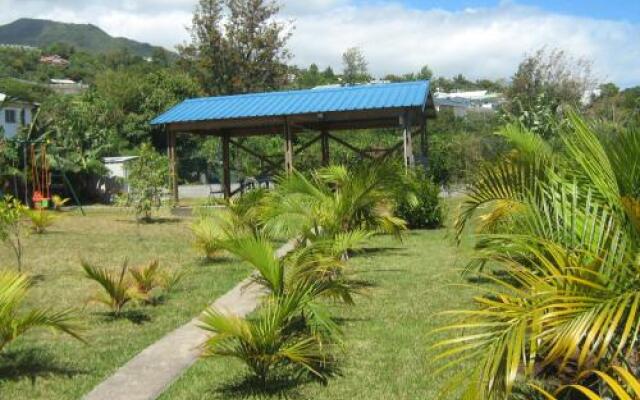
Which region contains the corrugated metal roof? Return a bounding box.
[151,80,431,125]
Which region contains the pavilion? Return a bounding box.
[151,80,437,200]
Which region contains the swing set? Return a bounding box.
[30,143,51,209]
[18,139,84,215]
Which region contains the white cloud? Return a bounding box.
[282,2,640,87]
[1,1,639,87]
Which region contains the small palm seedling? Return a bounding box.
[191,216,227,259]
[82,259,142,316]
[129,259,162,297]
[199,285,336,385]
[129,260,186,303]
[51,195,70,211]
[0,270,83,352]
[159,268,188,295]
[192,200,258,260]
[26,209,57,234]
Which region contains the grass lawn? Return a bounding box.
[160,222,477,399]
[0,207,251,400]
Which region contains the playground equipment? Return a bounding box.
[30,143,51,209]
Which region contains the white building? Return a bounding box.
[101,156,139,194]
[434,90,504,117]
[0,93,38,139]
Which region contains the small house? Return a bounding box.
[0,93,38,139]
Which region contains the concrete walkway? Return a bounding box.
[83,242,295,400]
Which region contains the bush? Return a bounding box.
[396,171,444,229]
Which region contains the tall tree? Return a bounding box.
[342,47,370,85]
[177,0,227,95]
[178,0,291,95]
[507,47,596,112]
[226,0,291,93]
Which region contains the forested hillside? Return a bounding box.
[0,18,168,58]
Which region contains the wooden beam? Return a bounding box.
[294,133,322,156]
[283,117,293,174]
[167,130,179,204]
[326,133,374,160]
[229,138,280,170]
[321,129,330,166]
[222,134,231,199]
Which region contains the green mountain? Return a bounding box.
[0,18,170,57]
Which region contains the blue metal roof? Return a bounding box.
[151,80,431,125]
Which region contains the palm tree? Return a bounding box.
[434,112,640,399]
[0,270,83,352]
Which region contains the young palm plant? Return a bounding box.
[433,112,640,399]
[51,195,70,211]
[199,283,336,385]
[26,209,57,234]
[0,270,83,352]
[82,259,142,315]
[260,162,411,243]
[191,192,263,259]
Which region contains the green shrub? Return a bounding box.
[396,171,444,229]
[127,143,169,222]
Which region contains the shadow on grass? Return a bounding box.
[465,269,518,286]
[214,375,304,399]
[358,247,406,256]
[213,364,342,399]
[0,347,86,384]
[197,256,236,267]
[96,309,152,324]
[117,217,183,225]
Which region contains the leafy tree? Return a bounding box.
[507,47,596,115]
[341,47,370,85]
[127,143,169,221]
[417,65,433,80]
[178,0,291,95]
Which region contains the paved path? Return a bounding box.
[83,241,295,400]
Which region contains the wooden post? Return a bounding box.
[283,118,293,174]
[321,129,330,166]
[402,111,415,170]
[222,134,231,199]
[167,130,179,204]
[420,115,429,171]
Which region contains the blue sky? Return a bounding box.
[398,0,640,23]
[2,0,639,86]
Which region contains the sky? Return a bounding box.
[1,0,639,87]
